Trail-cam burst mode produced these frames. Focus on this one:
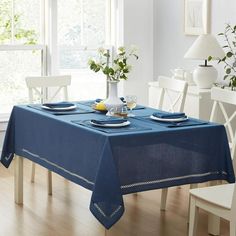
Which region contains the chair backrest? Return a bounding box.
[25,75,71,103]
[210,87,236,161]
[210,87,236,212]
[157,76,188,112]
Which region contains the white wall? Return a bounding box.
[154,0,236,81]
[118,0,154,105]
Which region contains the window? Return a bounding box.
[0,0,112,114]
[0,0,45,114]
[57,0,112,100]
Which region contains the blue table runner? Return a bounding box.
[1,104,235,229]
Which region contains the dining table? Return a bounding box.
[0,101,235,233]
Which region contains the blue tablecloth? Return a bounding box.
[1,104,235,229]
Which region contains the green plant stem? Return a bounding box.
[224,24,236,61]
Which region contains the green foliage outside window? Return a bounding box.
[0,0,37,44]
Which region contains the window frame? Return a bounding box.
[55,0,114,99]
[54,0,114,72]
[0,0,115,118]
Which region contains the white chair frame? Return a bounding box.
[157,76,189,211]
[157,76,188,112]
[25,75,71,195]
[189,87,236,236]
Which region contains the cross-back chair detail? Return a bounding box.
[157,76,188,113]
[25,75,71,195]
[210,87,236,163]
[26,75,71,104]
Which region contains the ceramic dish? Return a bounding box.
[150,115,188,122]
[41,103,77,111]
[90,120,130,128]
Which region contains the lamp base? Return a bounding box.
[193,65,218,89]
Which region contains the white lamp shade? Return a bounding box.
[184,34,225,60]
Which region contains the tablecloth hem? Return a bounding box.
[90,201,124,229]
[121,173,235,195]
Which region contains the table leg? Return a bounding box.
[208,180,220,235]
[47,170,52,195]
[14,155,23,204]
[31,162,35,183]
[160,188,168,211]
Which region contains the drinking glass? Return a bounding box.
[108,106,128,118]
[126,95,137,117]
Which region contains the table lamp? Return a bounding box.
[184,34,225,89]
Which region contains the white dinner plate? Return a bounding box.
[41,104,77,111]
[90,120,131,128]
[150,115,188,122]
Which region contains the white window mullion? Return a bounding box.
[40,0,47,76]
[105,0,111,45]
[46,0,59,75]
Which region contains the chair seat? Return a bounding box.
[190,184,234,210]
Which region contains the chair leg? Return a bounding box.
[208,181,220,235]
[230,221,236,236]
[160,188,168,211]
[188,197,199,236]
[47,170,52,195]
[31,162,35,183]
[188,184,198,222]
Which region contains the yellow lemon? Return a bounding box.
[95,102,106,111]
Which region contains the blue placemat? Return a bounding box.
[134,116,209,128]
[72,119,152,133]
[28,104,94,115]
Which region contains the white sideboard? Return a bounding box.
[148,82,213,120]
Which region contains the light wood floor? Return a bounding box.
[0,159,230,236]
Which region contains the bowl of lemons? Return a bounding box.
[92,101,107,112]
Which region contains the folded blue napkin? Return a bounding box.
[120,97,125,102]
[91,118,128,125]
[95,98,125,103]
[95,99,103,103]
[153,111,186,119]
[43,102,75,109]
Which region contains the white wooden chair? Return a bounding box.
[188,87,236,236]
[157,76,188,112]
[156,76,189,211]
[25,75,71,195]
